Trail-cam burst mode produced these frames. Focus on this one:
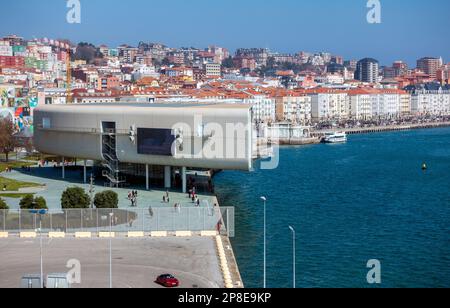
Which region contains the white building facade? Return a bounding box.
[411,89,450,116]
[308,90,349,121]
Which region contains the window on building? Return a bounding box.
[42,117,51,129]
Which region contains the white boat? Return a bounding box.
[323,132,347,143]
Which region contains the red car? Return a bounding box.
[155,274,179,288]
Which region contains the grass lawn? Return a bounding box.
[0,193,35,199]
[0,161,36,173]
[0,177,43,192]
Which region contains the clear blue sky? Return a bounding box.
[1,0,449,66]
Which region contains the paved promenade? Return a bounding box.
[0,167,215,210]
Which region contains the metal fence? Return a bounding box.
[0,207,235,237]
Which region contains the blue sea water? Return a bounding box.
[214,127,450,288]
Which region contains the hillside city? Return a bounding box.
[1,34,449,139]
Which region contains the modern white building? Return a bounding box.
[33,102,254,192]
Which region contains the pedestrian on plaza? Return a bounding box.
[163,195,166,203]
[197,198,201,207]
[148,206,154,218]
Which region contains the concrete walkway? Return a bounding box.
[0,166,215,210]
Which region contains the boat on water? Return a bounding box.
[323,132,348,144]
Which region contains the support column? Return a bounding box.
[146,164,150,191]
[164,166,171,189]
[181,167,187,194]
[62,157,65,179]
[83,160,87,184]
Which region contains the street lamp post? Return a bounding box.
[260,196,267,289]
[289,226,296,289]
[109,212,113,289]
[32,208,47,289]
[39,216,43,289]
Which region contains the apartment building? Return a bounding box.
[204,63,221,77]
[348,89,408,119]
[97,75,120,90]
[411,86,450,116]
[307,89,349,121]
[275,95,312,125]
[355,58,379,83]
[400,92,411,116]
[243,95,276,123]
[348,89,373,120]
[235,48,269,67]
[417,57,442,79]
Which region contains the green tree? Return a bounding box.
[0,198,9,210]
[74,42,104,64]
[34,197,48,209]
[61,187,90,209]
[19,195,48,210]
[19,194,34,209]
[222,56,234,69]
[94,190,119,209]
[0,118,16,162]
[161,57,171,66]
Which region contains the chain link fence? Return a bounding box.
[0,206,235,237]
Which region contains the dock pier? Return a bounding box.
[311,121,450,138]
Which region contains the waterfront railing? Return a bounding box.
[0,207,235,237]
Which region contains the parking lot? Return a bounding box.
[0,237,223,288]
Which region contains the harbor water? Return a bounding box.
[214,127,450,288]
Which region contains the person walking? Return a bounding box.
[148,206,154,218]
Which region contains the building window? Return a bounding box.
[42,117,51,129]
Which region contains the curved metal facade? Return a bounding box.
[33,103,253,171]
